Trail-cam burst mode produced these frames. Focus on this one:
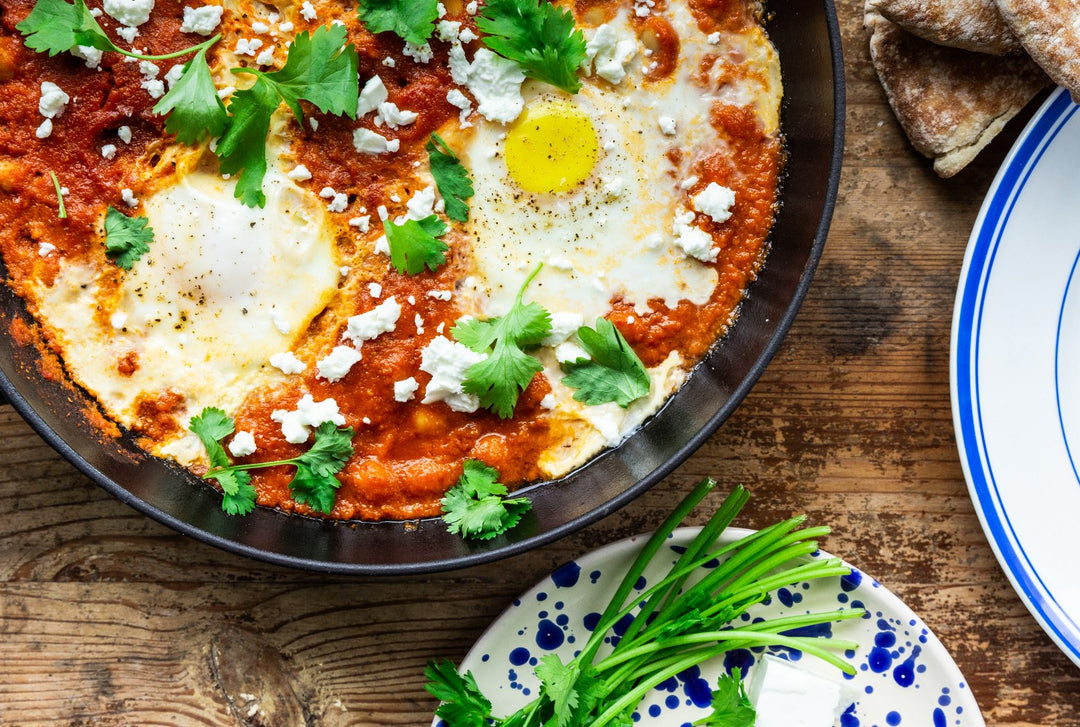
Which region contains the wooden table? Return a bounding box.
[2,1,1079,723]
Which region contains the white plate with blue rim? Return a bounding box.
[435,528,982,726]
[951,85,1080,670]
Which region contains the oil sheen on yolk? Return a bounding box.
[504,99,599,194]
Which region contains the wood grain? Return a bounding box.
[2,0,1080,724]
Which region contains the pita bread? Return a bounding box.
[869,0,1022,55]
[866,10,1049,177]
[997,0,1080,101]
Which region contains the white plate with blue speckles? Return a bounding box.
[434,528,982,727]
[952,86,1080,670]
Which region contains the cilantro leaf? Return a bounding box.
[440,459,530,540]
[218,26,358,207]
[153,48,227,144]
[383,215,449,275]
[452,266,551,418]
[424,660,493,727]
[535,655,580,727]
[216,80,276,207]
[357,0,439,46]
[427,134,473,223]
[559,317,650,408]
[188,407,355,516]
[693,668,756,727]
[17,0,109,57]
[103,206,154,270]
[476,0,587,94]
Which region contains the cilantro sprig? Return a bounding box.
[383,215,449,275]
[18,0,224,141]
[560,317,650,408]
[453,265,552,419]
[49,171,66,219]
[440,459,531,540]
[477,0,588,94]
[217,25,359,206]
[190,407,355,516]
[357,0,439,46]
[426,134,473,223]
[426,481,865,726]
[103,206,153,269]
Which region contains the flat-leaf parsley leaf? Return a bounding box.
[190,407,355,516]
[383,215,450,275]
[453,265,552,418]
[427,134,474,223]
[103,206,154,270]
[560,317,650,408]
[440,459,530,540]
[357,0,439,46]
[217,25,359,207]
[477,0,588,94]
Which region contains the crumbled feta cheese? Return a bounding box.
[121,188,138,207]
[427,289,452,301]
[414,313,425,334]
[309,117,318,131]
[117,125,132,144]
[141,79,165,98]
[339,265,350,277]
[255,47,275,66]
[300,1,316,20]
[376,205,389,221]
[117,26,139,43]
[164,63,184,87]
[319,186,336,199]
[394,377,419,402]
[348,216,370,232]
[680,175,700,190]
[672,209,717,262]
[584,24,637,84]
[353,127,399,154]
[692,182,736,224]
[602,176,624,200]
[271,394,346,444]
[543,312,584,346]
[403,41,433,64]
[344,297,401,343]
[278,21,293,32]
[71,45,103,68]
[466,0,478,13]
[235,38,263,56]
[228,431,257,457]
[270,310,290,334]
[466,48,525,124]
[658,115,677,135]
[38,241,56,257]
[707,31,722,44]
[437,19,461,42]
[540,392,556,409]
[356,75,388,116]
[368,282,382,298]
[251,20,270,33]
[103,0,154,28]
[446,88,473,125]
[317,345,362,382]
[35,119,53,139]
[180,4,222,35]
[217,86,235,99]
[39,82,69,119]
[138,60,159,78]
[459,27,478,43]
[448,41,471,84]
[382,56,396,67]
[406,185,436,220]
[555,342,588,363]
[376,101,418,129]
[328,193,348,213]
[420,336,486,413]
[101,144,117,160]
[269,351,305,374]
[287,164,312,181]
[389,193,402,203]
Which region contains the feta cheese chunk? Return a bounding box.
[353,127,400,155]
[692,182,736,224]
[269,351,306,374]
[228,430,257,457]
[317,345,362,382]
[39,82,69,119]
[344,297,401,343]
[180,4,222,35]
[466,48,526,124]
[419,336,486,413]
[748,655,852,727]
[672,209,717,263]
[356,76,388,116]
[393,377,419,402]
[584,24,638,85]
[270,394,346,444]
[103,0,154,27]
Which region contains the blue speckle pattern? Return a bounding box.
[442,528,984,727]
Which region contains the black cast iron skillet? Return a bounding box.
[0,0,844,574]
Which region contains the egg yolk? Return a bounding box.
[504,99,600,195]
